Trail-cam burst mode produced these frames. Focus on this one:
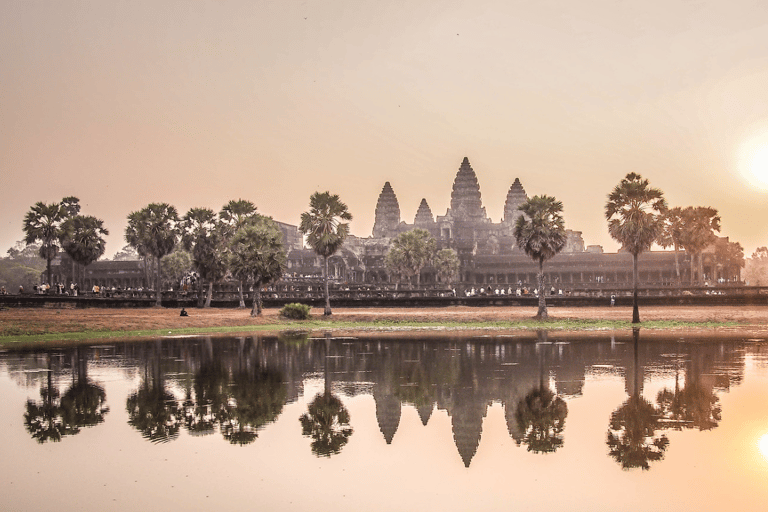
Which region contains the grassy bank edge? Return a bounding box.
[0,318,741,347]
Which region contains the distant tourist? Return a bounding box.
[180,308,189,317]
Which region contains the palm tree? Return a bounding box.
[434,248,460,290]
[60,215,109,286]
[384,228,436,288]
[125,203,180,306]
[513,195,567,319]
[22,201,67,285]
[219,199,259,307]
[657,207,685,287]
[228,216,287,316]
[605,173,667,323]
[678,206,720,285]
[299,192,352,316]
[181,207,227,308]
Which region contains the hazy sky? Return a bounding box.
[3,0,768,258]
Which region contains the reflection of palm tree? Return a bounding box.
[515,332,568,453]
[126,342,182,443]
[516,385,568,453]
[300,392,353,457]
[60,347,109,430]
[299,335,353,456]
[657,350,721,431]
[606,329,669,470]
[126,385,182,444]
[24,366,74,443]
[607,395,669,470]
[219,368,286,446]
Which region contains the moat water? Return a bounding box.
[2,331,768,511]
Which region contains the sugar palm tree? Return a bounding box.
[23,201,67,285]
[60,215,109,286]
[125,203,180,306]
[513,195,567,319]
[299,192,352,316]
[678,206,720,285]
[605,173,667,323]
[220,199,259,307]
[181,207,227,308]
[657,207,685,287]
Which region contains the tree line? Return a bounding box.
[17,173,745,323]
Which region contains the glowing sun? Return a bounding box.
[759,433,768,462]
[750,146,768,187]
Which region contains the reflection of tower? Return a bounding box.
[450,392,488,467]
[373,387,401,444]
[417,402,433,426]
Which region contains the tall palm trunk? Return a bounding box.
[251,286,262,317]
[155,255,162,307]
[632,253,640,324]
[673,243,681,287]
[536,259,547,319]
[238,279,246,308]
[205,281,213,308]
[323,255,331,316]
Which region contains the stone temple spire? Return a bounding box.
[413,198,434,225]
[503,178,528,225]
[372,182,400,238]
[450,157,487,221]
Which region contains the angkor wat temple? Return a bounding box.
[44,157,741,293]
[286,157,740,290]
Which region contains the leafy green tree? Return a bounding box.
[111,244,140,261]
[125,203,180,306]
[605,173,667,323]
[228,216,287,316]
[714,239,744,282]
[513,195,567,319]
[181,207,227,307]
[60,215,109,285]
[160,248,193,291]
[434,248,460,289]
[745,247,768,285]
[219,199,259,307]
[299,192,352,316]
[22,201,67,285]
[1,241,44,292]
[384,228,436,287]
[678,206,720,285]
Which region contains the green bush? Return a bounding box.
[279,303,311,320]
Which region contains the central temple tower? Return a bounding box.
[449,157,487,222]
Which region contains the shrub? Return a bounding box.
[280,303,311,320]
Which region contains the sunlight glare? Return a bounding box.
[759,433,768,463]
[739,130,768,190]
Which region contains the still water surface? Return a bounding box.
[2,331,768,511]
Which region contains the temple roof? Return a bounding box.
[503,178,528,224]
[413,198,434,225]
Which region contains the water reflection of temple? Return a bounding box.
[0,334,749,467]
